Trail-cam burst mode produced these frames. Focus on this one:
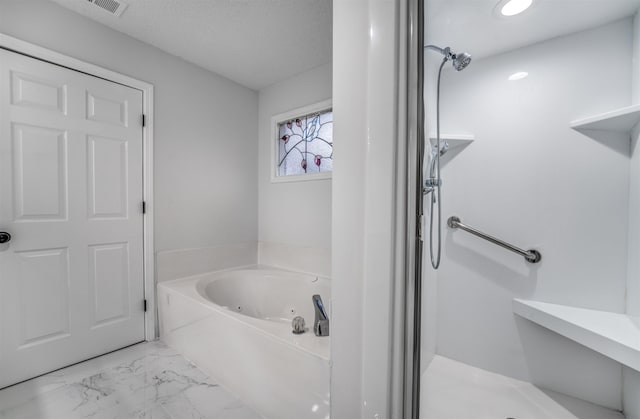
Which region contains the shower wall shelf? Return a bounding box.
[513,299,640,372]
[570,104,640,138]
[428,134,475,148]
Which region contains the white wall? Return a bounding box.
[633,12,640,104]
[428,19,633,409]
[258,241,331,277]
[624,11,640,419]
[628,10,640,322]
[628,95,640,319]
[0,0,259,255]
[155,243,258,283]
[257,63,332,252]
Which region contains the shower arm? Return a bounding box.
[424,45,451,59]
[424,45,471,72]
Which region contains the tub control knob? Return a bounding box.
[292,316,305,334]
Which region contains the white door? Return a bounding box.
[0,49,145,388]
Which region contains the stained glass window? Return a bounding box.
[276,107,333,179]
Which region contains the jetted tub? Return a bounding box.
[158,266,330,419]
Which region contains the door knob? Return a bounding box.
[0,232,11,244]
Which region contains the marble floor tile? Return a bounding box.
[0,342,263,419]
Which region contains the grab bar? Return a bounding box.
[447,216,542,263]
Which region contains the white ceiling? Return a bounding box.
[50,0,639,90]
[427,0,640,61]
[50,0,332,90]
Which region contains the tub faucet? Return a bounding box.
[312,295,329,337]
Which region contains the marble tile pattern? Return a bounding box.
[0,342,263,419]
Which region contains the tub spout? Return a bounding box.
[312,295,329,337]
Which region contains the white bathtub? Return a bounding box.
[158,266,331,419]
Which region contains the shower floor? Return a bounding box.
[421,355,625,419]
[0,341,262,419]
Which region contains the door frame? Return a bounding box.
[0,33,157,341]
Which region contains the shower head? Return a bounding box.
[425,45,472,71]
[452,52,472,71]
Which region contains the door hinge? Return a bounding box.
[142,201,146,214]
[142,114,146,127]
[143,299,147,312]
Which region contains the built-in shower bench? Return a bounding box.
[513,299,640,372]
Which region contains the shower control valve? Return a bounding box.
[423,178,442,194]
[424,178,442,187]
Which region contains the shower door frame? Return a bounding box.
[0,33,157,341]
[403,0,424,415]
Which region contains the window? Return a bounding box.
[271,99,333,182]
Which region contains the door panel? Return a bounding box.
[17,247,70,347]
[11,71,67,114]
[86,90,128,127]
[12,124,68,221]
[89,242,130,327]
[0,49,145,388]
[88,135,128,218]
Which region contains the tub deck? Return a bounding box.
[158,265,330,419]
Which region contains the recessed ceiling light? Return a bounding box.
[498,0,533,17]
[508,71,529,81]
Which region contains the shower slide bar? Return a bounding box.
[447,216,542,263]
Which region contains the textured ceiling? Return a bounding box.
[427,0,640,61]
[50,0,332,90]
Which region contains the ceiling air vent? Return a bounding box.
[86,0,128,17]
